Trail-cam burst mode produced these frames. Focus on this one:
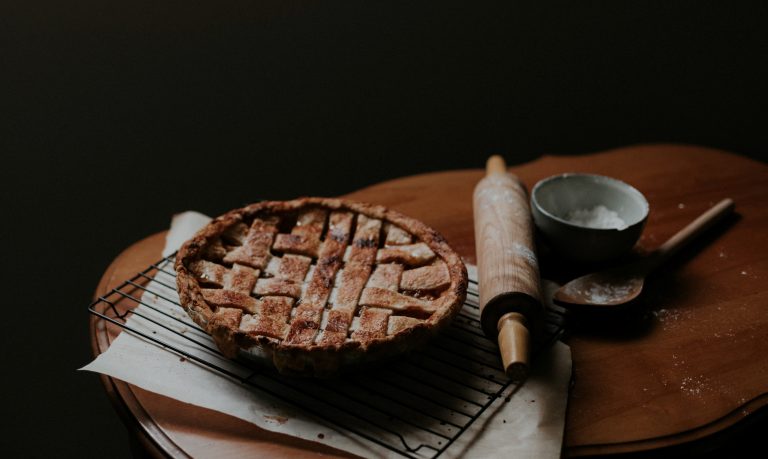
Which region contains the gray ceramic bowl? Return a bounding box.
[530,173,649,264]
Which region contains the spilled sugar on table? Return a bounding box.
[90,144,768,457]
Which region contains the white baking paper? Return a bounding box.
[81,211,571,459]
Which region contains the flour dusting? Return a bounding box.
[565,205,627,230]
[509,242,538,269]
[579,283,634,304]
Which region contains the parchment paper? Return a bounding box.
[82,211,571,458]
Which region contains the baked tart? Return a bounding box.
[175,198,468,376]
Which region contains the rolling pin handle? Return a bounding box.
[497,312,530,382]
[486,155,508,175]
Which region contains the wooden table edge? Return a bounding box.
[568,394,768,456]
[90,232,185,459]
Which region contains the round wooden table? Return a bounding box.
[91,144,768,457]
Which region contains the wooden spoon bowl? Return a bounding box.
[554,199,735,310]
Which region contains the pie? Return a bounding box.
[175,198,468,376]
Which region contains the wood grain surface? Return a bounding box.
[90,144,768,457]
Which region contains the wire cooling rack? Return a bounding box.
[89,253,567,458]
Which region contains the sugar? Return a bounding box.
[566,205,627,230]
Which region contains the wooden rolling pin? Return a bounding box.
[473,155,544,382]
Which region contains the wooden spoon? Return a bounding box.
[554,198,735,308]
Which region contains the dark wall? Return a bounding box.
[2,2,766,457]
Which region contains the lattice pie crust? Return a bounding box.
[175,198,468,376]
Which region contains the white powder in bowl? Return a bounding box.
[565,205,628,230]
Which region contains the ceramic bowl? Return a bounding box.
[530,173,649,264]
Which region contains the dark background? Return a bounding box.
[2,1,767,457]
